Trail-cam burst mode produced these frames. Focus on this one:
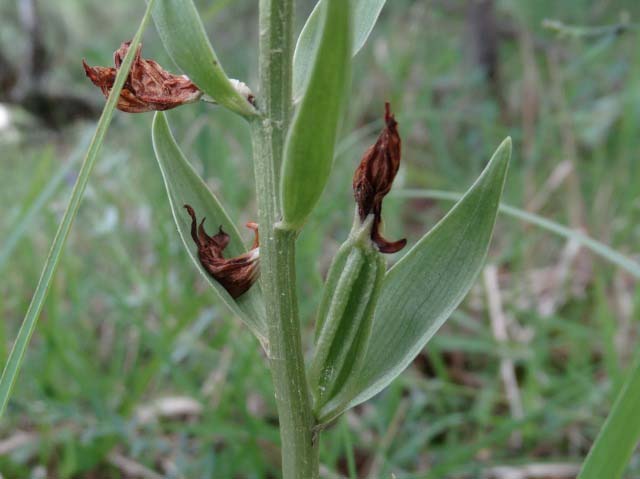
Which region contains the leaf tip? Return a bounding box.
[487,136,512,180]
[498,136,512,157]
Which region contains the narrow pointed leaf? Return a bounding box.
[151,0,256,117]
[281,0,351,229]
[152,112,267,340]
[578,350,640,479]
[319,138,511,422]
[293,0,386,101]
[0,0,157,419]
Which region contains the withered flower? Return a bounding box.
[353,102,407,254]
[83,41,202,113]
[184,205,259,299]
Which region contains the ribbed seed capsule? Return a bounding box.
[310,219,386,412]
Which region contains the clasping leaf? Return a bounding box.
[152,112,267,343]
[317,138,511,423]
[151,0,256,117]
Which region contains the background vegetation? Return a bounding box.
[0,0,639,477]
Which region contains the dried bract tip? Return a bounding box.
[83,41,202,113]
[184,204,259,298]
[352,102,407,254]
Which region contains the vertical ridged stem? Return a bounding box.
[252,1,319,478]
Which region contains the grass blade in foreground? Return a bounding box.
[394,190,640,279]
[281,0,351,229]
[152,0,256,117]
[152,112,267,341]
[293,0,387,100]
[578,352,640,479]
[0,0,157,418]
[319,138,511,422]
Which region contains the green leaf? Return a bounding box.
[280,0,351,230]
[0,0,158,419]
[578,350,640,479]
[151,112,267,342]
[318,137,511,422]
[293,0,386,101]
[151,0,256,117]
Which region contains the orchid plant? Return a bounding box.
[0,1,511,477]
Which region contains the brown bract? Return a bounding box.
[353,102,407,254]
[83,41,202,113]
[184,205,259,299]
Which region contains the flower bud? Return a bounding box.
[353,102,406,253]
[184,205,259,299]
[83,41,202,113]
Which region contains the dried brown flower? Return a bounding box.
[184,204,259,299]
[83,41,202,113]
[353,102,407,253]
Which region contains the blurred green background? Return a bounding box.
[1,0,639,477]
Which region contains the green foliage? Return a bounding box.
[579,351,640,479]
[280,0,352,230]
[151,112,267,341]
[0,131,91,273]
[310,217,385,411]
[292,0,387,101]
[2,0,640,477]
[395,189,640,279]
[318,138,511,423]
[151,0,256,117]
[0,0,157,418]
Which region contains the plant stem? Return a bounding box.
[252,1,319,478]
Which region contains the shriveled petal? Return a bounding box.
[371,219,407,254]
[202,249,260,299]
[184,205,260,298]
[83,41,202,113]
[352,103,406,254]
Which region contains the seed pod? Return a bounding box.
[309,217,386,413]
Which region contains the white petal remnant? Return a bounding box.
[229,78,255,105]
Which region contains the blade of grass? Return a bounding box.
[0,0,157,418]
[394,189,640,279]
[578,351,640,479]
[426,381,595,479]
[0,129,92,273]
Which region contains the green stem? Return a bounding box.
[252,1,319,478]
